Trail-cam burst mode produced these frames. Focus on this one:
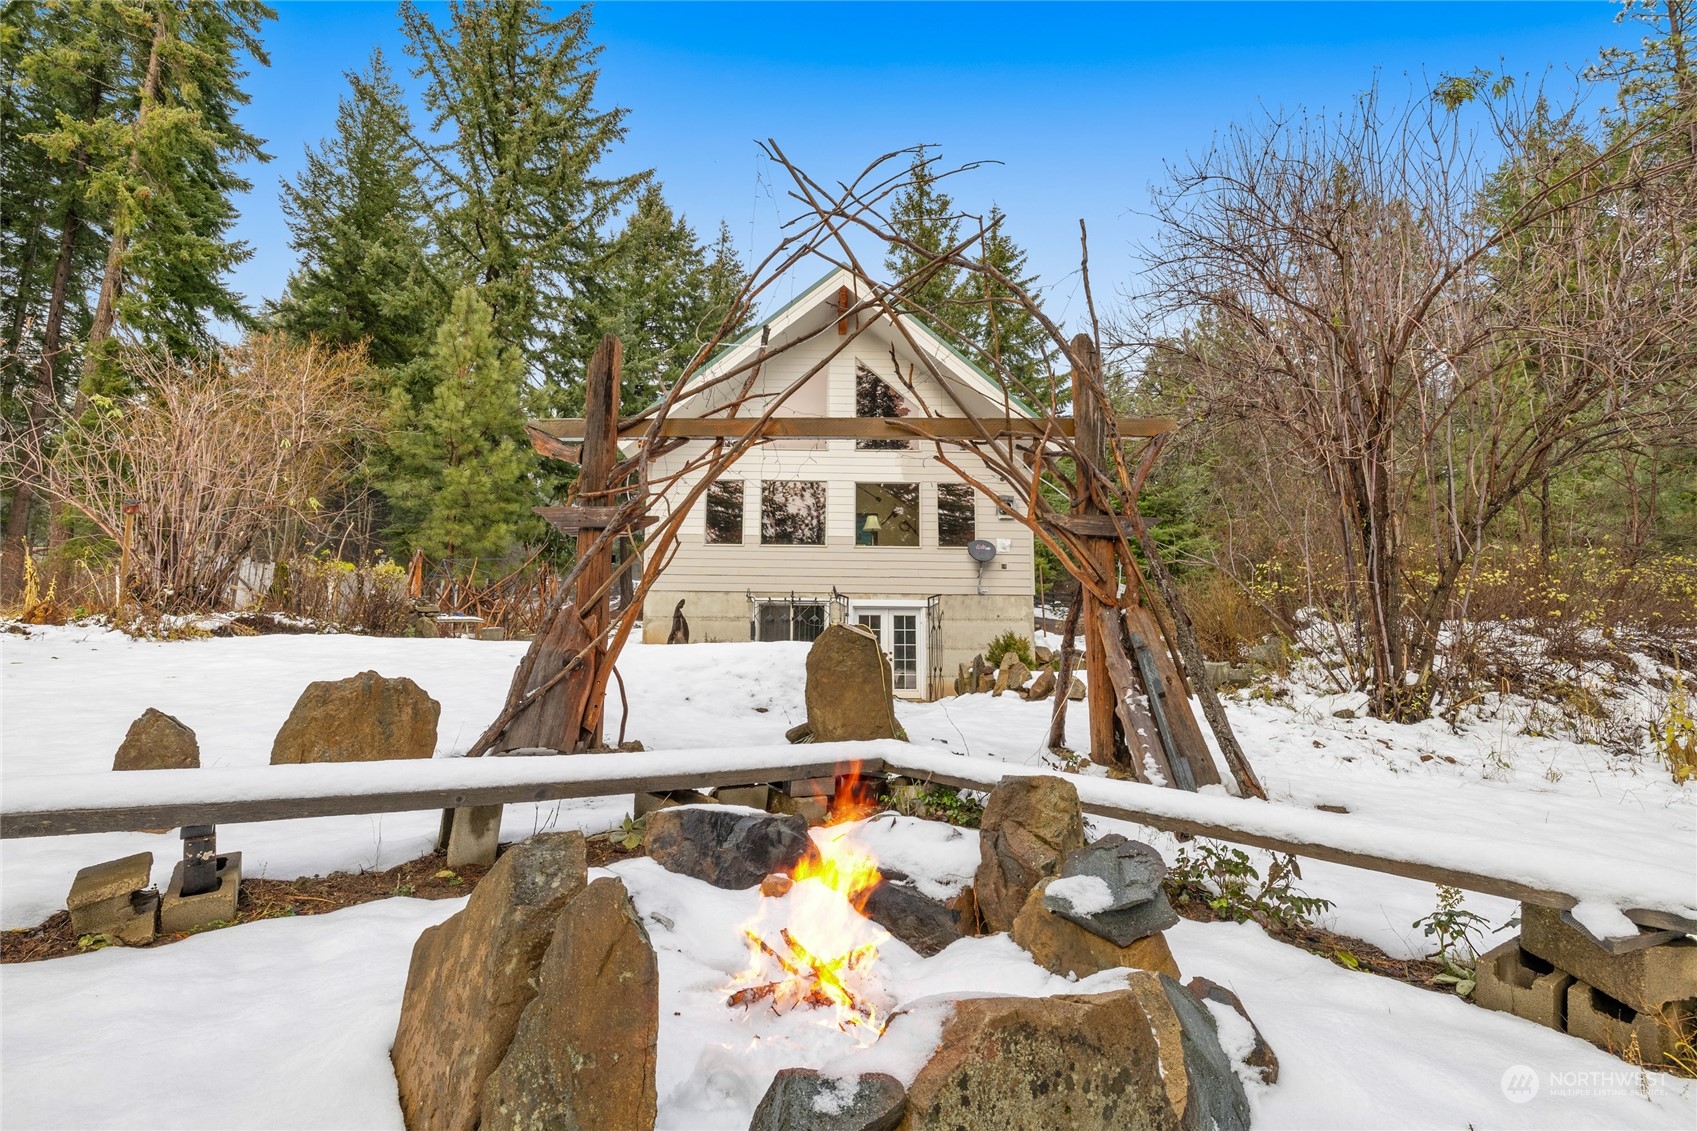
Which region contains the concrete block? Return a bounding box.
[633,789,713,819]
[160,852,241,934]
[478,626,505,641]
[1521,903,1697,1014]
[711,784,775,811]
[1473,939,1574,1030]
[107,891,161,945]
[1567,979,1696,1068]
[444,805,503,868]
[769,793,830,826]
[780,776,835,799]
[68,852,154,935]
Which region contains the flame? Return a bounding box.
[727,766,889,1039]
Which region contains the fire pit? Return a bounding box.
[726,776,893,1040]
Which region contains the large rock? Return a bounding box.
[392,832,587,1131]
[750,1068,906,1131]
[1125,974,1255,1131]
[644,806,817,890]
[897,979,1247,1131]
[1013,878,1181,980]
[1024,669,1056,701]
[972,775,1086,933]
[270,670,440,764]
[805,625,906,742]
[991,653,1032,697]
[113,707,200,771]
[1185,976,1278,1085]
[480,878,659,1131]
[863,880,962,958]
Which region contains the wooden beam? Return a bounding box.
[533,505,656,534]
[875,750,1697,935]
[1044,513,1140,539]
[528,416,1178,443]
[0,754,886,839]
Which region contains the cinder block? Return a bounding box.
[444,805,503,868]
[711,784,775,811]
[160,852,241,934]
[1521,903,1697,1015]
[107,891,161,945]
[1474,939,1574,1030]
[633,789,713,818]
[769,793,829,826]
[1567,979,1696,1068]
[67,852,154,936]
[478,626,505,641]
[780,776,835,799]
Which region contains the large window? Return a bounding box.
[937,484,976,546]
[704,480,743,544]
[855,362,910,450]
[761,480,827,544]
[855,483,919,547]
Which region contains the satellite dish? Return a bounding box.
[967,539,997,563]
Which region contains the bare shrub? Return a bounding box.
[1179,571,1281,663]
[27,336,378,610]
[266,555,413,636]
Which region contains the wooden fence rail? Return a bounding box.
[3,742,1691,935]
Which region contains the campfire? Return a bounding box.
[726,771,891,1040]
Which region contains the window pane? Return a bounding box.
[705,480,743,544]
[855,362,910,450]
[892,613,918,690]
[855,483,919,547]
[937,483,976,546]
[755,604,790,641]
[761,480,826,544]
[793,604,827,642]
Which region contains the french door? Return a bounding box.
[852,605,925,696]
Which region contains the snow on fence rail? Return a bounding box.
[3,741,1691,934]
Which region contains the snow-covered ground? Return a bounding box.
[2,624,1693,1128]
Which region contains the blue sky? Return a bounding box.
[236,1,1636,326]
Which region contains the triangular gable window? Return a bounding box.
[855,362,910,450]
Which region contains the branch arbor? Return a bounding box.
[468,147,1263,800]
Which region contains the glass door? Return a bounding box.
[852,606,923,695]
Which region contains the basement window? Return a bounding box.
[754,600,828,643]
[937,484,976,546]
[855,362,911,450]
[761,480,827,545]
[855,483,919,547]
[704,480,743,544]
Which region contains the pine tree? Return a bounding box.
[883,148,963,322]
[398,0,646,395]
[58,0,275,391]
[561,188,751,412]
[267,49,440,368]
[959,205,1048,397]
[382,285,538,570]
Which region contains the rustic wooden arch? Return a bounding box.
[467,149,1264,801]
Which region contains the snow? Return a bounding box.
[1570,900,1642,942]
[1045,872,1117,915]
[4,624,1695,1128]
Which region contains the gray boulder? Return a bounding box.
[644,806,817,890]
[750,1068,906,1131]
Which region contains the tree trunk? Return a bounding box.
[82,8,168,390]
[1046,591,1083,751]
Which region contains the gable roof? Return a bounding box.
[678,266,1039,420]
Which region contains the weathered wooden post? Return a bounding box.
[1069,335,1121,768]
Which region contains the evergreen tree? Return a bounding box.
[47,0,275,391]
[398,0,646,396]
[268,49,440,368]
[564,188,751,411]
[884,155,1046,396]
[382,285,538,570]
[883,149,962,321]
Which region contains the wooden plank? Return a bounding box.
[528,416,1178,442]
[1096,609,1167,784]
[532,505,656,534]
[1069,335,1120,770]
[875,752,1696,934]
[1045,513,1138,539]
[1125,602,1222,789]
[0,755,886,839]
[525,425,581,463]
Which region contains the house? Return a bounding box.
[638,267,1035,699]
